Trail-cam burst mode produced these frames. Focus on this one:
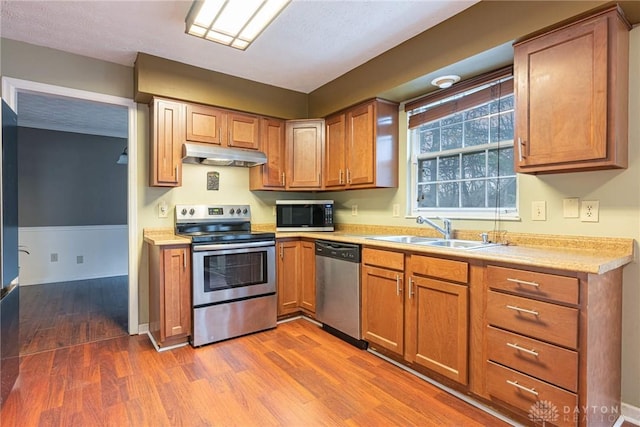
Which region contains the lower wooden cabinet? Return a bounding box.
[361,249,405,356]
[148,243,191,348]
[276,238,316,317]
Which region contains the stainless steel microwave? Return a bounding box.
[276,200,334,232]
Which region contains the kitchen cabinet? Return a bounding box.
[285,119,324,189]
[514,6,630,173]
[405,255,469,385]
[361,247,405,356]
[481,264,623,426]
[362,248,470,386]
[324,99,398,190]
[249,117,286,190]
[276,239,316,317]
[185,102,260,150]
[149,97,183,187]
[148,243,191,348]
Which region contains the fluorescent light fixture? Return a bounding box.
[186,0,290,50]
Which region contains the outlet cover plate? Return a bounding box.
[563,198,580,218]
[531,200,546,221]
[580,200,599,222]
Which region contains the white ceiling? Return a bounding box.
[1,0,479,94]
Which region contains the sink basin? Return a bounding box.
[419,239,499,250]
[366,235,440,244]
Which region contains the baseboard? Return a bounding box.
[138,323,149,334]
[622,402,640,426]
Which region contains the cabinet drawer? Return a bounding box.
[363,247,404,271]
[487,291,578,349]
[487,266,578,305]
[487,361,577,427]
[410,254,468,283]
[487,326,578,392]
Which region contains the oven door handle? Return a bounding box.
[193,241,275,251]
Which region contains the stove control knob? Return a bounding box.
[181,208,187,216]
[243,208,248,215]
[229,208,235,214]
[189,208,195,216]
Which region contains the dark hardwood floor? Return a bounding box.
[19,276,128,355]
[1,318,512,427]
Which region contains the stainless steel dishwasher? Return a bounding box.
[315,240,367,349]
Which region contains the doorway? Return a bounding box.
[2,77,139,354]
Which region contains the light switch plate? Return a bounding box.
[158,201,168,218]
[531,201,546,221]
[563,198,580,218]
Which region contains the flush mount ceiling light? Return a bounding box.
[185,0,290,50]
[431,74,461,89]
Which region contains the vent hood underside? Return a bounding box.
[182,143,267,167]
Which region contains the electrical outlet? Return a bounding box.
[272,206,276,216]
[580,200,599,222]
[352,205,358,216]
[563,198,580,218]
[531,201,546,221]
[392,204,400,217]
[77,255,84,264]
[158,201,168,218]
[50,253,58,263]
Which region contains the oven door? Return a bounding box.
[192,241,276,306]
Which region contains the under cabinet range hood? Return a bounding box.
[182,143,267,167]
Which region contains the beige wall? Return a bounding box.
[2,11,639,407]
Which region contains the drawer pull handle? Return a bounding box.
[506,305,539,316]
[507,342,539,357]
[506,380,539,396]
[507,278,540,288]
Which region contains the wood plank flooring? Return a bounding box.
[19,276,128,355]
[1,318,511,427]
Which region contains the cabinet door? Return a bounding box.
[514,12,622,173]
[185,103,227,145]
[228,112,260,150]
[299,240,316,314]
[162,247,191,340]
[324,113,346,189]
[286,120,324,189]
[277,240,300,316]
[346,102,375,187]
[250,118,286,190]
[361,265,404,356]
[150,99,183,187]
[405,275,468,384]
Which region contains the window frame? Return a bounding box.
[406,67,519,220]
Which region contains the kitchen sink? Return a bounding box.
[367,235,499,250]
[366,235,440,244]
[419,239,499,250]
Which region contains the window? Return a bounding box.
[407,67,517,219]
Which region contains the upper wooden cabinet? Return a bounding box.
[185,103,260,150]
[514,6,630,174]
[250,117,286,190]
[324,99,398,190]
[150,98,183,187]
[285,119,324,190]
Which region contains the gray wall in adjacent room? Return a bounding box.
[18,127,127,226]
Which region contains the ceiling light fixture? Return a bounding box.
[185,0,290,50]
[431,74,461,89]
[117,147,128,165]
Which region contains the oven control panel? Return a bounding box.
[175,204,251,222]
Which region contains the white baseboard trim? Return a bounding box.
[137,323,149,334]
[622,402,640,426]
[145,331,188,352]
[277,315,322,327]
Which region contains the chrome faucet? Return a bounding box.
[416,216,452,240]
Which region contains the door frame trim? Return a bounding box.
[1,76,139,334]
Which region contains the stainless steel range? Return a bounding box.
[175,204,276,347]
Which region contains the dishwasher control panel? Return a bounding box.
[315,240,361,263]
